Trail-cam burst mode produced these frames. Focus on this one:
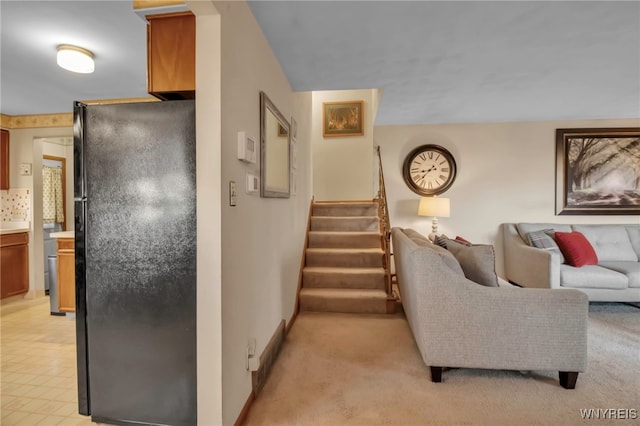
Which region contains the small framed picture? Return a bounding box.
[323,100,364,137]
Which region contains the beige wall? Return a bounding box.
[375,117,640,275]
[189,0,223,424]
[6,126,73,297]
[215,1,312,423]
[312,89,378,200]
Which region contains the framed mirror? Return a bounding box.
[260,91,290,198]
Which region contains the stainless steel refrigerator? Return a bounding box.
[74,100,197,426]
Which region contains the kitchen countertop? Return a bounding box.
[50,231,74,239]
[0,221,30,235]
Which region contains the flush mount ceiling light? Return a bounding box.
[56,44,94,74]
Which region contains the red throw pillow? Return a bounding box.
[455,236,471,245]
[554,231,598,267]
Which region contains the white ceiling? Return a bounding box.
[1,0,149,116]
[2,1,639,125]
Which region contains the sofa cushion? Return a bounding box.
[445,240,498,287]
[598,261,640,288]
[625,226,640,259]
[555,232,598,267]
[572,225,638,262]
[454,235,472,245]
[516,223,572,242]
[433,234,448,248]
[560,265,629,289]
[403,229,465,276]
[525,229,565,264]
[404,228,430,243]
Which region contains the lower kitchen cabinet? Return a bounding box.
[57,238,75,312]
[1,232,29,299]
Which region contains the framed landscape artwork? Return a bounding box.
[323,101,364,137]
[555,128,640,215]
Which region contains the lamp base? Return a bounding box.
[427,217,441,242]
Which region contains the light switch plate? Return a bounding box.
[19,163,32,176]
[246,173,259,194]
[229,181,237,206]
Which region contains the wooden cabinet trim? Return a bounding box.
[1,129,9,190]
[134,0,185,10]
[1,232,29,247]
[145,10,192,20]
[57,238,74,250]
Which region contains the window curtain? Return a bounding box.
[43,166,64,224]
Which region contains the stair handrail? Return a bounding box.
[375,145,393,297]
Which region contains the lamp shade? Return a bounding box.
[418,197,450,217]
[57,45,94,74]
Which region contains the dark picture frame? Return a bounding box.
[323,100,364,137]
[555,127,640,215]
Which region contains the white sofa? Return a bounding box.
[503,223,640,302]
[392,227,588,388]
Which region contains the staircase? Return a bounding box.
[298,201,390,314]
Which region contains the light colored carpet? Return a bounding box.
[244,303,640,426]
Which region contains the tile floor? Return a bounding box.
[1,297,94,425]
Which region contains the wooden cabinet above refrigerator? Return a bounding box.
[146,11,195,100]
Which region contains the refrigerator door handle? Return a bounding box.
[74,187,90,415]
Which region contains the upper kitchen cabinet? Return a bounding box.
[1,129,9,190]
[147,11,195,100]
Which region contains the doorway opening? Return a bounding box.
[42,155,66,297]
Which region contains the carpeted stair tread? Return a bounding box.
[302,266,386,290]
[299,288,388,314]
[306,248,384,268]
[313,202,379,217]
[308,231,381,248]
[303,266,385,274]
[311,216,380,232]
[307,248,384,254]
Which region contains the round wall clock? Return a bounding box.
[402,144,457,196]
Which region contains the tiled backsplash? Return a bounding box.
[1,188,32,222]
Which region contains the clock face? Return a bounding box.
[402,144,457,196]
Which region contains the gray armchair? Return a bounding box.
[392,228,588,388]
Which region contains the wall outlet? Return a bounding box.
[246,338,257,371]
